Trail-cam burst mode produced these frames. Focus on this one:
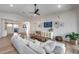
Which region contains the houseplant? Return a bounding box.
[65,32,79,45]
[48,27,53,32]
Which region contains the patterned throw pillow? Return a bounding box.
[53,46,62,54]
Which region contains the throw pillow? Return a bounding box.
[43,42,55,54]
[52,46,63,54]
[28,42,46,54]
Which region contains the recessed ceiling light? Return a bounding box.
[10,4,14,7]
[58,4,61,8]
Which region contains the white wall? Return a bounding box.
[75,8,79,33]
[53,10,77,36]
[0,19,6,38]
[30,10,78,37]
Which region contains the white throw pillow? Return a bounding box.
[28,42,46,54]
[34,40,41,45]
[22,39,30,45]
[40,40,54,47]
[53,46,63,54]
[43,42,55,54]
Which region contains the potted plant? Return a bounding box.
[48,27,53,32]
[65,32,79,45]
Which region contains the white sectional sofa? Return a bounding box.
[11,35,37,54]
[11,33,46,54]
[11,33,66,54]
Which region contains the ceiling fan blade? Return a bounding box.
[34,9,39,13]
[29,4,40,16]
[36,13,40,15]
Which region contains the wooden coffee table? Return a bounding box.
[30,34,49,42]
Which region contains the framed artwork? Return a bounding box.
[14,28,19,33]
[54,21,60,28]
[54,21,64,28]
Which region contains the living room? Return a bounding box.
[0,4,79,54]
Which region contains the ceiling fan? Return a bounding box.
[30,4,40,16]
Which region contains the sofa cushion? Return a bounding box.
[34,40,41,45]
[28,41,46,54]
[53,46,62,54]
[51,42,65,54]
[43,42,55,54]
[40,40,54,47]
[22,39,30,45]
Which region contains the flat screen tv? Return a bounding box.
[14,28,18,33]
[44,22,52,28]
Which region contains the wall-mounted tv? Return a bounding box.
[44,21,52,28]
[14,28,18,33]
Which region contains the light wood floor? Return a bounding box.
[0,35,17,54]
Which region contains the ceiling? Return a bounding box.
[0,4,79,17]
